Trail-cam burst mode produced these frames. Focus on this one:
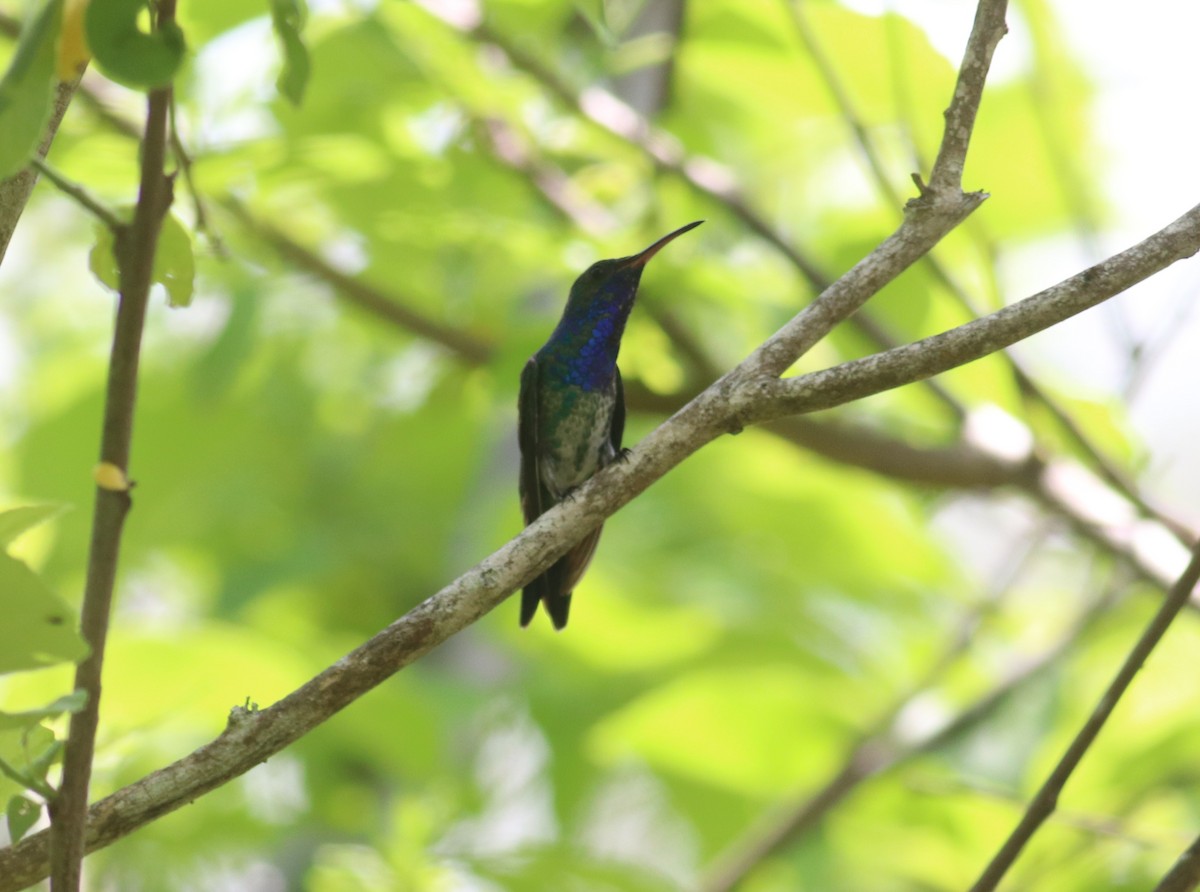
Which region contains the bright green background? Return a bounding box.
[0,0,1196,889]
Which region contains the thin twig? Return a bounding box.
[29,159,123,230]
[167,91,225,254]
[927,0,1008,192]
[968,538,1200,891]
[911,776,1175,851]
[219,197,495,365]
[787,0,905,208]
[702,558,1119,892]
[46,2,178,887]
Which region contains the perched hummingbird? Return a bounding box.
[518,221,703,629]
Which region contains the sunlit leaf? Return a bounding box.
[0,691,87,732]
[155,213,196,307]
[88,211,195,307]
[0,724,55,805]
[5,794,40,843]
[87,220,119,291]
[0,553,87,674]
[0,503,68,549]
[0,0,61,180]
[57,0,92,80]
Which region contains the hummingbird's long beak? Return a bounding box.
[620,220,704,269]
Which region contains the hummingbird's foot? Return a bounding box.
[616,447,633,463]
[561,485,580,503]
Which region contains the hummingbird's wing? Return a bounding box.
[540,367,622,628]
[517,357,544,527]
[516,357,594,630]
[610,365,626,452]
[518,357,552,626]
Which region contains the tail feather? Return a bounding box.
[520,524,603,630]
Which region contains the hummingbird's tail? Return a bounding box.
[519,524,603,630]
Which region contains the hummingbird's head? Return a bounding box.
[566,220,704,312]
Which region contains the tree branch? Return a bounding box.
[0,142,1194,892]
[742,201,1200,422]
[0,77,79,265]
[968,537,1200,892]
[46,2,178,886]
[786,0,1187,539]
[734,0,1007,380]
[927,0,1007,193]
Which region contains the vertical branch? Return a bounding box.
[47,3,178,888]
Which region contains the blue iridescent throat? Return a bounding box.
[541,270,642,391]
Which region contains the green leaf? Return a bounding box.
[0,553,87,674]
[0,0,62,180]
[88,212,195,308]
[27,738,64,780]
[85,0,187,90]
[270,0,311,105]
[0,503,69,549]
[0,724,55,804]
[156,213,196,307]
[572,0,617,48]
[0,691,88,732]
[6,794,40,843]
[88,220,120,292]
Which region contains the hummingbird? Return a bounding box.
[517,221,703,629]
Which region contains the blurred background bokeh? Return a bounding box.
[2,0,1199,889]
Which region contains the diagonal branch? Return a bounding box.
[743,201,1200,422]
[703,552,1118,892]
[0,0,1004,877]
[1154,833,1200,892]
[968,537,1200,890]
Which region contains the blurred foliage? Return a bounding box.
[0,0,1194,890]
